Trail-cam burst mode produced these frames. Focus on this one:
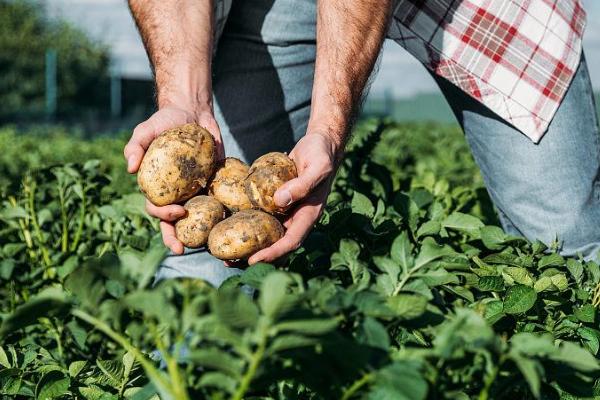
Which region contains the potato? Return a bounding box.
[208,209,284,260]
[175,196,225,248]
[138,123,216,206]
[208,157,253,212]
[244,152,297,214]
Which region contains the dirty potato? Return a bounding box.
[244,152,297,214]
[175,196,225,248]
[138,123,216,206]
[208,209,284,260]
[209,157,253,212]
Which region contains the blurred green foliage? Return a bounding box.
[0,0,110,119]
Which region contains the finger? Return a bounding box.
[274,159,332,208]
[248,205,318,264]
[198,113,225,161]
[145,200,186,221]
[160,221,184,255]
[124,119,160,173]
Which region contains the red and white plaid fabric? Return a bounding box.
[388,0,587,142]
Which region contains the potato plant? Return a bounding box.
[0,120,599,399]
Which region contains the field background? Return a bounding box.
[2,2,600,400]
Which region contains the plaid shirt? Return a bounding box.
[214,0,586,142]
[388,0,587,142]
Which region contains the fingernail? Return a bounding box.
[274,189,293,207]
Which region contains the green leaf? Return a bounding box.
[332,240,370,289]
[503,285,537,314]
[372,256,400,284]
[416,220,441,238]
[578,327,600,355]
[442,212,484,235]
[96,359,123,386]
[187,348,242,377]
[214,287,259,329]
[123,291,176,323]
[351,191,375,218]
[483,300,504,325]
[197,372,237,394]
[259,272,295,319]
[414,237,456,269]
[357,317,389,350]
[551,342,599,372]
[390,232,414,270]
[0,347,10,368]
[503,267,534,286]
[538,253,565,268]
[0,368,22,395]
[368,360,427,400]
[574,304,596,323]
[567,259,584,284]
[36,371,70,400]
[67,320,88,350]
[68,361,87,378]
[477,276,504,291]
[387,294,428,319]
[240,263,276,289]
[550,273,569,291]
[420,269,459,287]
[274,318,338,335]
[510,354,542,398]
[0,287,70,337]
[480,226,506,250]
[267,335,318,354]
[534,276,553,293]
[122,352,135,381]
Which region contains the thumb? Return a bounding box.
[274,162,328,207]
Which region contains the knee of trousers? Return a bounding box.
[493,186,600,262]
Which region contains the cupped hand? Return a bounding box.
[123,106,224,254]
[248,133,340,264]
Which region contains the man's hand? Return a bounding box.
[127,0,220,254]
[123,106,224,255]
[249,0,392,264]
[248,133,337,264]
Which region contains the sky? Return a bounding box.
[45,0,600,99]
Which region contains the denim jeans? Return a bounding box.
[154,0,600,285]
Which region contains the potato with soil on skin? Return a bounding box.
[209,157,253,212]
[244,152,297,214]
[175,196,225,248]
[137,123,216,206]
[208,209,284,260]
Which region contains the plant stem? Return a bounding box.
[70,184,86,252]
[58,184,68,253]
[393,263,422,295]
[26,181,52,267]
[341,372,374,400]
[478,355,504,400]
[72,309,179,400]
[231,324,269,400]
[152,326,190,400]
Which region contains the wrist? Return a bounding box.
[307,117,348,156]
[305,128,346,167]
[155,64,213,113]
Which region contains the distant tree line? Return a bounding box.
[0,0,154,126]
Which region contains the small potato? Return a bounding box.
[209,157,253,212]
[244,152,297,214]
[138,123,216,206]
[175,196,225,248]
[208,209,284,260]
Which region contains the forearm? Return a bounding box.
[308,1,392,156]
[128,0,214,111]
